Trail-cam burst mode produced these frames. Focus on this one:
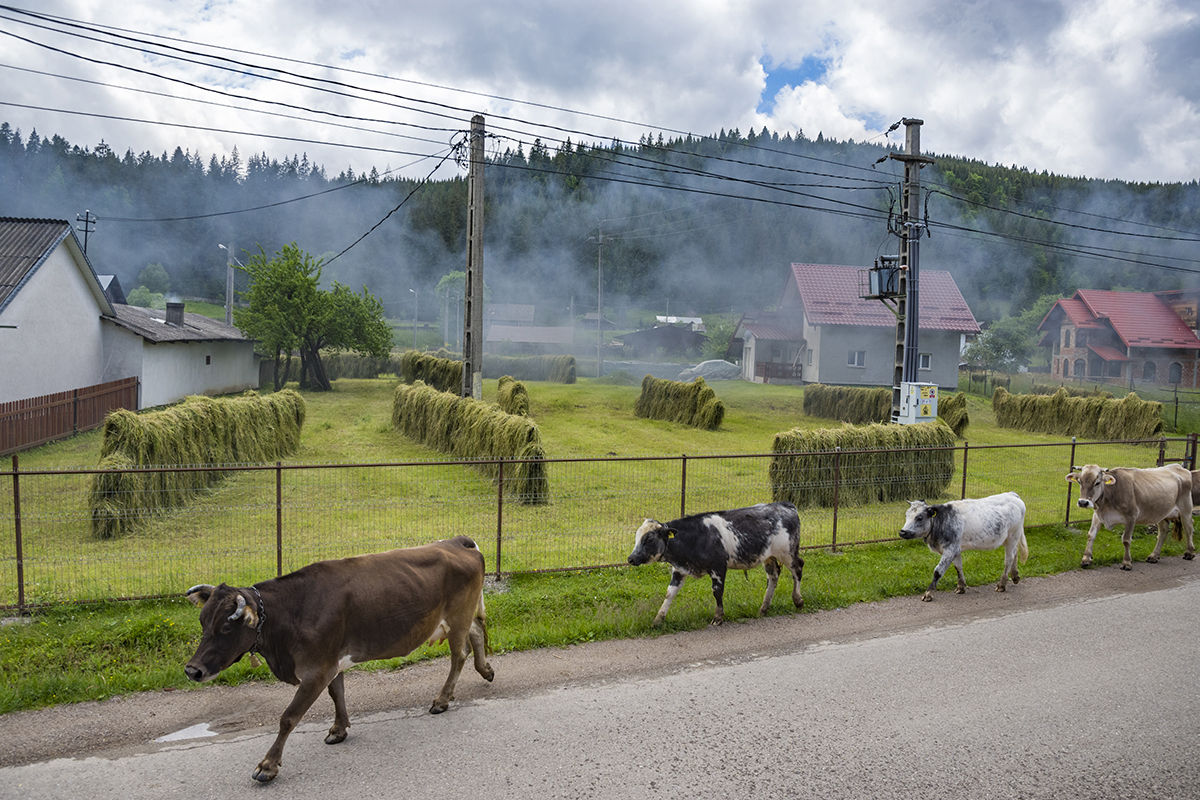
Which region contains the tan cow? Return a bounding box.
[185,536,493,782]
[1066,464,1196,570]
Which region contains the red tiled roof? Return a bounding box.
[1075,289,1200,349]
[789,263,980,333]
[1054,298,1106,329]
[1087,344,1130,362]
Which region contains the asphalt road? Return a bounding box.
[3,559,1199,799]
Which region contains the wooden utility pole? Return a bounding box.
[462,114,485,399]
[887,119,935,421]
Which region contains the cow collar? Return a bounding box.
[248,584,265,665]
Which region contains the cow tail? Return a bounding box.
[1018,530,1029,564]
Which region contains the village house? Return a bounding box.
[1037,289,1200,387]
[730,263,980,388]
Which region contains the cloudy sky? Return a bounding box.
[1,0,1198,184]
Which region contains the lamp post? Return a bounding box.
[410,288,418,350]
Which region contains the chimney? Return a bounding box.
[166,302,185,327]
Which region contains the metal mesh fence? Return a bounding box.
[2,436,1193,610]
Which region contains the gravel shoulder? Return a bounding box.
[3,558,1196,769]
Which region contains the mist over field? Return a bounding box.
[2,122,1197,326]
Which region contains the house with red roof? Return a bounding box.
[1037,289,1200,387]
[730,263,980,387]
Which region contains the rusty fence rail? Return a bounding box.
[2,435,1196,612]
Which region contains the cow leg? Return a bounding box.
[1120,522,1134,570]
[254,670,338,782]
[759,557,781,615]
[324,671,350,744]
[1081,518,1103,567]
[652,571,686,627]
[952,553,967,594]
[1148,518,1170,563]
[1184,513,1196,561]
[468,617,494,682]
[997,535,1018,592]
[709,566,728,625]
[431,624,471,714]
[789,552,804,609]
[922,548,958,602]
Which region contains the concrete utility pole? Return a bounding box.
[462,114,485,400]
[887,119,935,421]
[589,223,615,378]
[222,242,236,326]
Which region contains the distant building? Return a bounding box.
[1038,289,1200,387]
[731,263,979,387]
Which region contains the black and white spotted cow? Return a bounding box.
[627,502,803,626]
[899,492,1028,602]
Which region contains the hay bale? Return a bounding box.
[634,375,725,430]
[803,384,892,424]
[400,351,463,392]
[769,420,956,508]
[392,381,548,504]
[938,391,970,438]
[484,354,577,384]
[993,387,1163,440]
[89,390,306,538]
[497,376,530,417]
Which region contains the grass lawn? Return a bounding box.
[1,374,1195,714]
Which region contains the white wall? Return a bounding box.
[811,325,963,389]
[0,244,108,403]
[140,340,259,408]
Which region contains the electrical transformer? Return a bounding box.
[896,382,938,425]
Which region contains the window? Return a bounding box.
[918,353,932,370]
[1170,362,1183,384]
[806,349,813,366]
[1074,359,1086,377]
[205,355,211,366]
[1143,362,1156,382]
[848,350,866,368]
[1062,359,1069,377]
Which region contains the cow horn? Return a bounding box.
[186,584,215,606]
[229,593,248,621]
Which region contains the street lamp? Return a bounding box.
[409,288,418,350]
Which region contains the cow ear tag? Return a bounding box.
[929,509,936,517]
[1103,475,1116,485]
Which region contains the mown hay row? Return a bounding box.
[992,387,1163,440]
[485,354,577,384]
[497,376,530,417]
[400,351,464,393]
[1028,383,1114,399]
[802,384,892,425]
[89,390,307,538]
[938,391,970,438]
[769,421,956,508]
[391,381,548,504]
[633,375,724,430]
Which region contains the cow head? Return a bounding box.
[899,500,936,540]
[1066,464,1113,509]
[184,583,260,683]
[628,519,672,565]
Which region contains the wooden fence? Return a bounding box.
[0,377,139,456]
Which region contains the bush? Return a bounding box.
[769,421,957,508]
[992,387,1163,440]
[634,375,724,430]
[391,381,548,503]
[802,384,891,424]
[89,390,306,538]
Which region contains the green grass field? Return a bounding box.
[1,375,1194,714]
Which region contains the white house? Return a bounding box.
[0,217,260,409]
[732,263,980,388]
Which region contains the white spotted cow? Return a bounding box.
[899,492,1028,601]
[627,502,803,626]
[1067,464,1195,570]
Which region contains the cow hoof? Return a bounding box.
[252,763,279,783]
[430,703,448,714]
[481,665,495,682]
[709,618,724,627]
[955,587,966,595]
[793,597,804,610]
[995,585,1006,593]
[1121,563,1132,571]
[1146,556,1159,564]
[921,593,934,602]
[325,728,348,745]
[1012,575,1021,584]
[1185,553,1196,561]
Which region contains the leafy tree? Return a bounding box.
[963,294,1061,374]
[700,315,737,360]
[126,285,165,309]
[137,263,170,295]
[235,243,391,391]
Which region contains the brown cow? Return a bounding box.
[185,536,494,782]
[1066,464,1196,570]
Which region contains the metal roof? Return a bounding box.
[789,263,981,333]
[106,304,252,344]
[0,218,71,310]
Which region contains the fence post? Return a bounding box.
[1065,437,1077,527]
[960,441,969,500]
[495,459,504,577]
[830,447,841,552]
[12,454,25,614]
[1157,437,1167,467]
[1189,433,1198,470]
[680,454,687,519]
[275,462,283,577]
